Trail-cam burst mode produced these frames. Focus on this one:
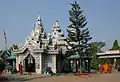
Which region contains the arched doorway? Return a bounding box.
[24,54,35,72]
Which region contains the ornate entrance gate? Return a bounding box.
[24,54,35,72]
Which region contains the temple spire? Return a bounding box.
[55,20,59,27]
[36,14,42,26]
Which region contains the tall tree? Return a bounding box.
[67,1,92,73]
[111,40,120,50]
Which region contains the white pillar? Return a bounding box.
[39,54,42,74]
[16,55,18,71]
[16,55,20,71]
[52,55,56,73]
[23,59,25,72]
[19,55,21,63]
[114,58,116,67]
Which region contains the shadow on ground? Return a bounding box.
[2,74,46,81]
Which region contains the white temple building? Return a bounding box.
[12,15,67,74]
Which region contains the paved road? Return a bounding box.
[6,72,120,82]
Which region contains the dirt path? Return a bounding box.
[6,72,120,82]
[26,73,120,82]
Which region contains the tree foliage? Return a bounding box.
[0,50,4,72]
[67,1,92,56]
[89,41,105,53]
[88,41,105,70]
[110,40,120,66]
[66,1,92,73]
[0,57,4,64]
[111,40,120,50]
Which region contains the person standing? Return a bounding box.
[19,62,23,75]
[99,64,104,73]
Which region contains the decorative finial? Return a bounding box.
[36,13,42,26]
[37,14,40,21]
[55,20,59,26]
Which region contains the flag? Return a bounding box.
[4,30,7,44]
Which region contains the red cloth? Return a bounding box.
[99,64,104,73]
[19,64,22,72]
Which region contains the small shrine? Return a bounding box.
[67,51,91,73]
[12,15,67,74]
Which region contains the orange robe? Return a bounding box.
[104,64,109,73]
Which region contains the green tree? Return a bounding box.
[0,57,4,64]
[111,40,120,50]
[111,40,120,67]
[87,41,105,71]
[0,54,4,73]
[67,1,92,73]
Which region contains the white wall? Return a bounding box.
[52,55,56,73]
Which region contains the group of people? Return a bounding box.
[99,63,112,73]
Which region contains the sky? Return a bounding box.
[0,0,120,50]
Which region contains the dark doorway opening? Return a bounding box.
[24,54,35,72]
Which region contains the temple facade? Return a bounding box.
[12,15,67,74]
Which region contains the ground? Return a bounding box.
[3,72,120,82]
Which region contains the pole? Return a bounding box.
[4,30,7,70]
[4,41,7,70]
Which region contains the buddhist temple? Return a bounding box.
[12,15,67,74]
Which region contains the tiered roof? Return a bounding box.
[12,15,67,55]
